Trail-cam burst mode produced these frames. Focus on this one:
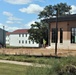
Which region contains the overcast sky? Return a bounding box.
[0,0,76,31]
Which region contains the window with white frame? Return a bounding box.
[22,34,24,37]
[25,40,27,44]
[19,40,20,43]
[29,40,30,44]
[26,34,27,37]
[22,40,24,44]
[19,34,21,37]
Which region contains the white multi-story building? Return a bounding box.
[6,29,39,47]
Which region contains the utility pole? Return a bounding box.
[55,8,58,56]
[48,22,50,46]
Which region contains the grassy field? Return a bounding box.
[25,56,76,75]
[0,48,76,75]
[0,54,76,64]
[0,62,51,75]
[0,54,64,64]
[0,55,76,75]
[0,63,27,75]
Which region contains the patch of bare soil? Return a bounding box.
[0,48,76,57]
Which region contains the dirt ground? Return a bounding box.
[0,48,76,57]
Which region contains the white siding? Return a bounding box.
[50,40,76,50]
[9,33,39,47]
[6,35,10,45]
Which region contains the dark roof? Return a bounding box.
[11,29,29,34]
[44,14,76,23]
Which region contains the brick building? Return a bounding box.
[48,14,76,49]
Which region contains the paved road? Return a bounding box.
[0,60,48,67]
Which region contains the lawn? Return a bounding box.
[0,55,76,75]
[0,62,51,75]
[0,63,27,75]
[0,54,61,64]
[0,48,76,75]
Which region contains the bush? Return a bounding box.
[26,66,51,75]
[59,65,76,75]
[25,55,76,75]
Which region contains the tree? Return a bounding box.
[28,3,71,48]
[38,3,71,19]
[28,21,48,47]
[53,3,71,16]
[38,5,54,19]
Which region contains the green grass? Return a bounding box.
[0,55,76,75]
[26,56,76,75]
[0,62,52,75]
[0,54,76,65]
[0,54,61,64]
[0,63,27,75]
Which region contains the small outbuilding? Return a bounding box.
[0,28,6,47]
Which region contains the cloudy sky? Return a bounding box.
[0,0,76,31]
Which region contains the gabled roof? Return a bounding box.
[6,29,29,35]
[11,29,29,34]
[6,32,11,35]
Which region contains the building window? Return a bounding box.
[29,40,30,44]
[19,40,20,43]
[32,40,34,44]
[26,34,27,37]
[60,28,63,43]
[22,34,24,37]
[25,40,27,44]
[52,28,56,43]
[71,28,76,43]
[19,34,21,37]
[22,40,24,44]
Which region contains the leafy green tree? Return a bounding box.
[38,5,54,19]
[38,3,71,19]
[28,21,48,46]
[53,3,71,16]
[28,3,71,47]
